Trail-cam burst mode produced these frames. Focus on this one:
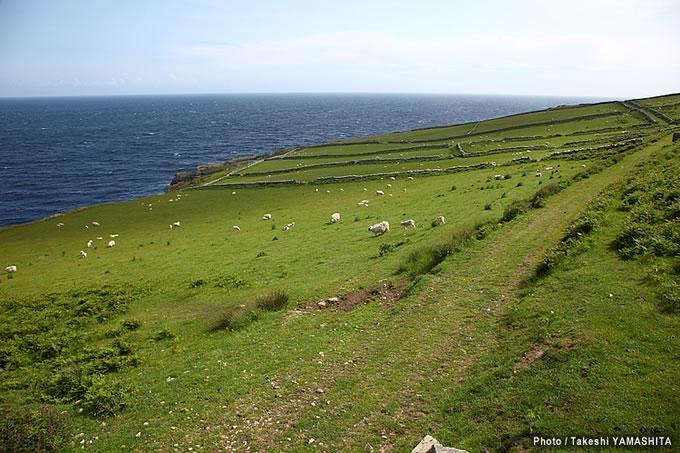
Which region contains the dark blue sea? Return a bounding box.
[0,93,606,227]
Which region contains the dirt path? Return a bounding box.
[185,142,662,451]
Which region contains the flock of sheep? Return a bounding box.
[4,176,449,276]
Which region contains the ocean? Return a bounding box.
[0,93,606,227]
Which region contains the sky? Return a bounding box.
[0,0,678,98]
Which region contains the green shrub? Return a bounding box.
[82,374,133,417]
[152,328,175,341]
[379,243,395,256]
[502,200,530,223]
[211,303,258,332]
[0,405,69,452]
[484,202,492,210]
[254,291,289,311]
[189,279,206,288]
[531,197,546,208]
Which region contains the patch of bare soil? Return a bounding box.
[297,278,410,312]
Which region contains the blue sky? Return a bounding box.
[0,0,678,98]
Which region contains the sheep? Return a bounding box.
[407,176,413,180]
[388,194,393,197]
[233,226,241,231]
[330,213,340,224]
[96,237,103,240]
[435,216,446,225]
[376,190,384,196]
[340,188,344,192]
[169,224,173,229]
[5,265,17,273]
[232,191,236,195]
[92,221,100,226]
[403,188,407,192]
[536,172,542,177]
[400,219,416,229]
[173,221,181,227]
[262,214,272,220]
[56,222,64,227]
[109,234,119,238]
[363,188,367,191]
[87,240,93,247]
[80,250,87,258]
[107,240,116,248]
[368,221,390,235]
[390,176,396,181]
[387,183,392,188]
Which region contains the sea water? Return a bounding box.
[0,93,605,227]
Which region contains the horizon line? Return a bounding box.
[0,91,634,101]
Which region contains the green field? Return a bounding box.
[1,93,678,452]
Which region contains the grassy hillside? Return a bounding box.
[1,93,678,452]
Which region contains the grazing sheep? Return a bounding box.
[387,183,392,188]
[435,216,446,225]
[536,172,542,177]
[400,219,416,229]
[262,214,272,220]
[232,191,236,195]
[363,188,367,191]
[233,226,241,231]
[5,265,17,273]
[107,240,116,248]
[376,190,384,196]
[403,188,407,193]
[368,221,390,235]
[388,194,393,197]
[315,188,319,192]
[109,234,119,238]
[80,250,87,258]
[168,199,173,203]
[407,176,413,180]
[330,212,340,223]
[92,221,100,226]
[87,240,93,247]
[96,237,103,240]
[390,176,396,181]
[173,221,181,227]
[169,224,173,229]
[340,188,344,192]
[56,222,64,227]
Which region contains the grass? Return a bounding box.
[0,94,677,451]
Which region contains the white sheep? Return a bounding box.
[56,222,64,227]
[376,190,384,196]
[109,234,119,238]
[435,216,446,225]
[173,221,181,227]
[233,226,241,231]
[387,183,392,188]
[368,221,390,235]
[96,237,103,240]
[390,176,396,181]
[80,250,87,258]
[536,172,542,177]
[330,213,340,224]
[232,191,236,195]
[407,176,413,180]
[5,265,17,273]
[363,188,367,191]
[262,214,272,220]
[400,219,416,229]
[403,188,407,193]
[107,240,116,248]
[87,240,93,247]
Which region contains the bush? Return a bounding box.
[152,328,174,341]
[254,290,289,311]
[0,405,69,452]
[82,374,134,417]
[484,202,492,210]
[531,196,546,208]
[533,182,562,201]
[379,242,394,256]
[211,303,258,332]
[502,200,530,223]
